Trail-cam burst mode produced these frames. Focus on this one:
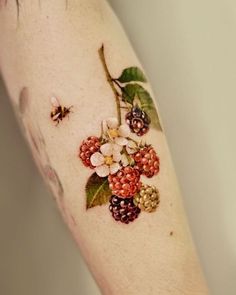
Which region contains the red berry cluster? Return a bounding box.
[132,146,160,178]
[79,135,160,224]
[79,136,101,168]
[108,147,160,223]
[78,119,160,224]
[108,166,141,198]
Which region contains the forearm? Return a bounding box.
[0,1,208,294]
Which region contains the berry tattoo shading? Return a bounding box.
[79,44,162,224]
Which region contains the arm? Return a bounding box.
[0,1,208,294]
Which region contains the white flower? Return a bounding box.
[126,140,138,155]
[121,154,129,167]
[90,142,123,177]
[103,117,130,146]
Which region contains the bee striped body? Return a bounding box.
[50,97,72,125]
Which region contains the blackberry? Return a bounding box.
[108,166,141,198]
[125,106,151,136]
[79,136,101,168]
[109,195,141,224]
[132,145,160,178]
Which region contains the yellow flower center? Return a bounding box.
[108,128,119,138]
[104,156,113,165]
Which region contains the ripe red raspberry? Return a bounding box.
[108,166,141,198]
[109,195,141,224]
[132,146,160,178]
[79,136,101,168]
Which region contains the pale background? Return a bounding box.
[0,0,236,294]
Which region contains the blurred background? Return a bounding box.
[0,0,236,294]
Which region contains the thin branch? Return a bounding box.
[112,79,123,90]
[15,0,19,20]
[98,44,122,125]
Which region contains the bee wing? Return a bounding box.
[52,113,61,120]
[51,96,60,107]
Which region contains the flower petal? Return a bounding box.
[121,154,129,167]
[100,143,113,156]
[95,164,110,177]
[115,137,128,146]
[113,150,122,162]
[109,163,121,175]
[90,152,104,167]
[126,147,136,154]
[106,117,118,129]
[118,124,130,138]
[127,140,137,148]
[126,140,137,154]
[112,143,123,153]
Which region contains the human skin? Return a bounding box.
[0,1,208,294]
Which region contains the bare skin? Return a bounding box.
[0,1,208,294]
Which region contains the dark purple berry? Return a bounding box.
[109,195,141,224]
[125,107,150,136]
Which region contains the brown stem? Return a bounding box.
[112,79,123,90]
[98,44,122,125]
[15,0,19,19]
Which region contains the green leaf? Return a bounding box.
[118,67,147,83]
[86,173,112,209]
[122,83,162,131]
[122,83,152,105]
[121,84,138,104]
[145,107,162,131]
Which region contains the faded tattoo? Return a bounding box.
[18,87,65,202]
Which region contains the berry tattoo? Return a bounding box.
[132,145,160,178]
[108,167,141,198]
[78,44,162,224]
[134,184,160,213]
[126,106,151,136]
[109,195,141,224]
[79,136,101,168]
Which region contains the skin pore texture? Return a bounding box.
[0,1,208,294]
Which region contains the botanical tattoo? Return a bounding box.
[16,44,162,226]
[79,45,162,224]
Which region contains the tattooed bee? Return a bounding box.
[50,96,72,125]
